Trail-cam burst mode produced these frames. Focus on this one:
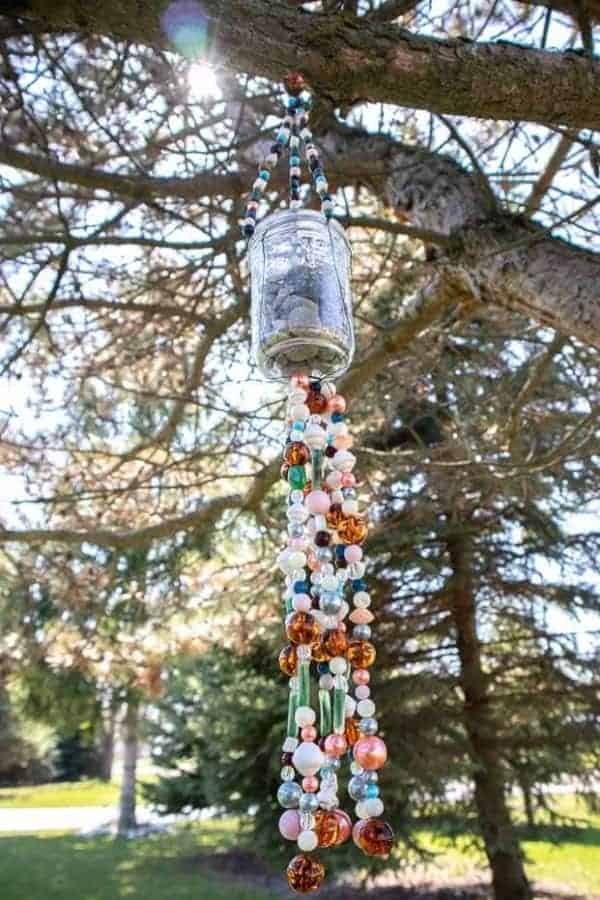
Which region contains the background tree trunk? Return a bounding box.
[447,528,533,900]
[117,697,139,836]
[98,701,117,783]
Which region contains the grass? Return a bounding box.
[412,795,600,896]
[0,822,273,900]
[0,780,121,808]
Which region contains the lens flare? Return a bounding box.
[160,1,209,59]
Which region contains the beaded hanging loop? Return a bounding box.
[245,74,393,893]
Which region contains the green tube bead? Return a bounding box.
[285,596,294,615]
[298,658,311,708]
[287,690,299,738]
[333,687,346,734]
[288,464,306,490]
[319,688,332,737]
[311,449,323,490]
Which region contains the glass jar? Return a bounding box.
[249,210,354,380]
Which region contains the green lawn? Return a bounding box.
[0,780,121,808]
[0,824,273,900]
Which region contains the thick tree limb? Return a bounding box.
[3,1,600,129]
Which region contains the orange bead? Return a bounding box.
[279,644,298,676]
[306,389,328,414]
[322,627,348,657]
[334,809,352,845]
[349,608,374,625]
[326,503,344,529]
[314,809,340,848]
[312,640,331,663]
[286,612,320,646]
[285,441,310,466]
[286,854,325,893]
[347,639,376,668]
[344,716,360,747]
[337,514,368,545]
[352,818,394,858]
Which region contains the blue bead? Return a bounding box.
[366,783,380,799]
[317,662,330,675]
[243,225,254,237]
[336,545,346,559]
[259,170,270,181]
[291,420,305,431]
[331,411,345,423]
[294,580,309,594]
[352,578,367,592]
[290,155,301,166]
[312,168,324,179]
[324,209,334,219]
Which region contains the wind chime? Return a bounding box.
[244,74,394,894]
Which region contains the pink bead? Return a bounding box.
[293,593,312,613]
[324,733,348,758]
[306,490,331,515]
[344,545,362,563]
[335,809,352,844]
[328,394,346,414]
[291,375,309,390]
[353,736,387,770]
[289,536,307,550]
[338,621,347,632]
[307,555,321,572]
[279,809,301,840]
[302,775,319,793]
[341,472,356,487]
[349,609,373,625]
[301,725,317,742]
[334,434,354,450]
[353,669,370,685]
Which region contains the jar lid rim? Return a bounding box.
[248,209,349,249]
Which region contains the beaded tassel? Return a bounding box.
[277,376,394,894]
[241,74,334,239]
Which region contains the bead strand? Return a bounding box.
[277,375,394,894]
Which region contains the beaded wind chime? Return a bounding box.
[244,74,394,894]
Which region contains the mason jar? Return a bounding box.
[248,210,354,380]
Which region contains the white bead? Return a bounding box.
[348,561,366,578]
[313,514,327,531]
[331,490,344,504]
[329,657,347,675]
[321,575,338,592]
[342,500,359,515]
[355,800,370,820]
[297,830,318,852]
[287,504,308,523]
[328,421,347,436]
[332,450,356,472]
[292,741,324,776]
[283,737,299,752]
[321,382,336,399]
[289,389,307,404]
[319,674,334,690]
[326,471,342,489]
[337,601,350,621]
[295,706,316,727]
[345,695,357,717]
[290,403,310,421]
[287,551,307,570]
[317,791,337,810]
[354,591,371,608]
[357,699,376,717]
[355,685,370,700]
[364,798,384,817]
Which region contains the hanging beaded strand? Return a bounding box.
[278,377,394,894]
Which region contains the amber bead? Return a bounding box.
[353,818,394,858]
[344,715,360,747]
[306,389,328,415]
[337,514,368,545]
[347,639,376,668]
[322,627,348,657]
[314,809,340,848]
[325,445,337,458]
[285,441,310,466]
[302,479,313,496]
[286,854,325,894]
[312,640,331,663]
[281,751,294,766]
[279,644,298,676]
[326,503,343,528]
[284,71,307,96]
[286,612,320,646]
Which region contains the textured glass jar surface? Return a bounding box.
[249,210,354,379]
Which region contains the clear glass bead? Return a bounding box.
[281,765,296,781]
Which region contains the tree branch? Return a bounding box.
[3,0,600,129]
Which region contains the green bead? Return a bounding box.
[311,449,323,490]
[333,687,346,735]
[285,596,294,615]
[288,465,306,490]
[319,688,332,737]
[298,659,311,708]
[287,690,299,738]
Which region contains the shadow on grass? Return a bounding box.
[516,823,600,847]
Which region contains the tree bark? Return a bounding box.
[98,702,117,783]
[446,528,533,900]
[3,0,600,130]
[117,697,139,836]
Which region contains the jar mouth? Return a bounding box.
[248,208,350,251]
[259,332,351,381]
